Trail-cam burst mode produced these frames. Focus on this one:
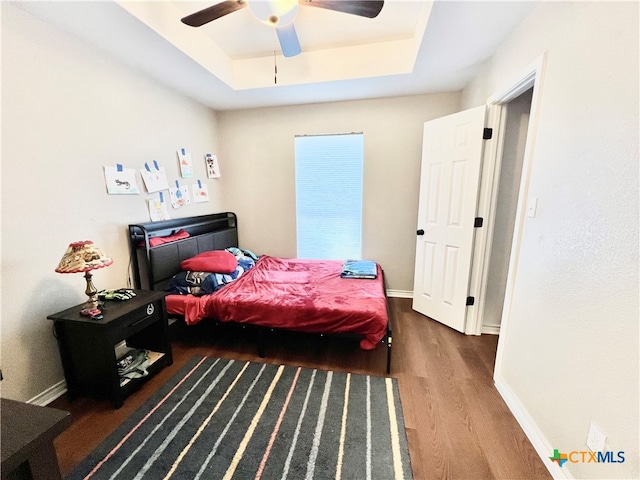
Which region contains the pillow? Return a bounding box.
[180,250,238,274]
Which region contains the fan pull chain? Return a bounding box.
[274,38,278,85]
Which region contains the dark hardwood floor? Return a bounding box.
[49,298,551,479]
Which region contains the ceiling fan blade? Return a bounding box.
[181,1,247,27]
[276,24,302,58]
[299,0,384,18]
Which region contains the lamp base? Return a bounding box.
[84,271,99,309]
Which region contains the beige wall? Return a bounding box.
[216,94,461,292]
[1,4,224,402]
[463,2,639,478]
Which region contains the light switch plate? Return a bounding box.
[586,421,606,452]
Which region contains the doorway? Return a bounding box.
[480,88,533,333]
[412,56,546,337]
[466,54,547,342]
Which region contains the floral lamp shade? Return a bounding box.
[56,241,113,308]
[55,241,113,273]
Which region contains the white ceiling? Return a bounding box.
[13,1,538,111]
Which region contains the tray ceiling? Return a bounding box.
[13,1,537,110]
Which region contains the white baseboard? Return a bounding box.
[481,324,501,335]
[494,374,572,479]
[386,289,413,299]
[28,379,67,406]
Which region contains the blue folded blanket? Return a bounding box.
[340,260,377,279]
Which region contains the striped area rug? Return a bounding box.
[67,356,413,480]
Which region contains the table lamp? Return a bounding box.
[55,241,113,308]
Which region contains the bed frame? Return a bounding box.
[128,213,393,373]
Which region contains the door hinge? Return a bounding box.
[483,127,493,140]
[466,296,475,306]
[474,217,483,228]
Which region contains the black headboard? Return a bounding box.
[128,212,238,291]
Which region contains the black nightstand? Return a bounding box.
[48,290,173,408]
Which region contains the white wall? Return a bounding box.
[1,4,223,402]
[216,93,461,292]
[463,2,639,479]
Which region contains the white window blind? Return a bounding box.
[295,133,363,260]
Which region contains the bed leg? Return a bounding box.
[386,335,392,375]
[257,327,266,358]
[382,270,392,375]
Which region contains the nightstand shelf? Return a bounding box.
[119,350,165,388]
[48,290,173,408]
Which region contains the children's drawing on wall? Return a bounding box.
[169,181,191,209]
[149,192,170,221]
[104,164,140,194]
[140,160,169,193]
[177,148,193,178]
[192,180,210,203]
[205,153,220,178]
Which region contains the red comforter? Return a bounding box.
[165,256,388,350]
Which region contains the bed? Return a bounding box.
[128,213,392,373]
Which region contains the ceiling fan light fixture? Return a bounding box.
[248,0,298,27]
[181,0,384,59]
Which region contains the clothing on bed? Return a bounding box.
[165,255,388,350]
[340,259,378,279]
[166,270,241,296]
[145,229,190,247]
[225,247,259,262]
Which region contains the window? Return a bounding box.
[295,133,363,260]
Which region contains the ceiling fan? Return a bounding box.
[181,0,385,58]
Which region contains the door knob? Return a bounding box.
[416,229,425,235]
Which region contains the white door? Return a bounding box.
[412,106,486,332]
